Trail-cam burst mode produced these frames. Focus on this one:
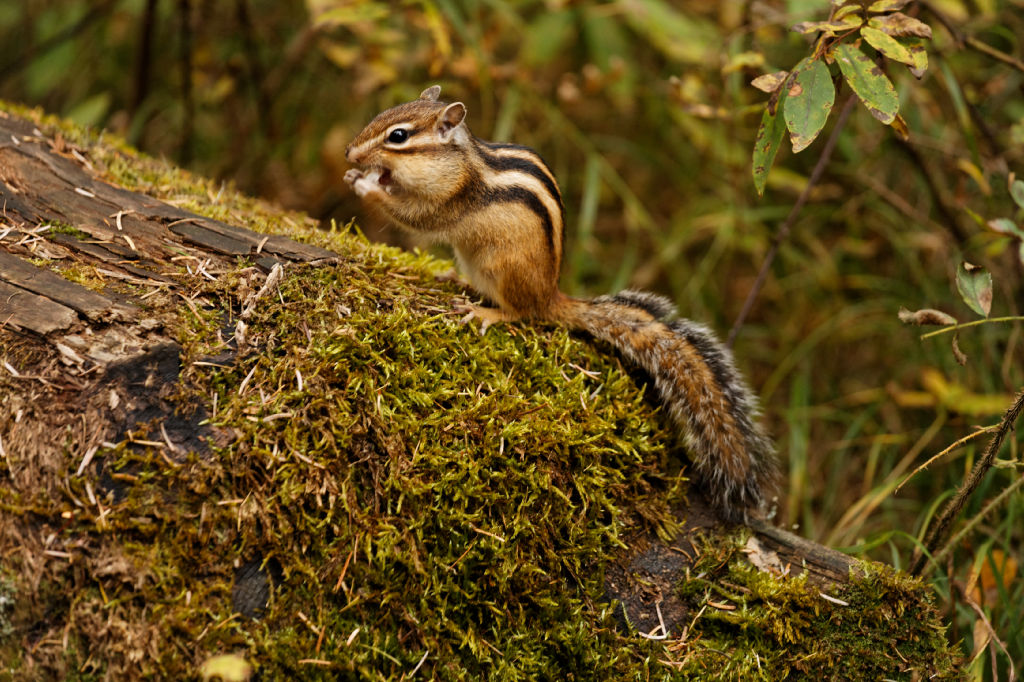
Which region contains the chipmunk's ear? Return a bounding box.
[419,85,442,102]
[437,102,466,140]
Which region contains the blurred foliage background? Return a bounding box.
[2,0,1023,676]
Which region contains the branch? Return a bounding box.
[727,95,856,349]
[910,386,1024,576]
[922,1,1024,75]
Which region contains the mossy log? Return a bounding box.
[0,107,960,679]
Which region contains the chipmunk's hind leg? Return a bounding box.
[453,303,519,334]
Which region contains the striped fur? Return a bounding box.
[345,87,778,521]
[554,293,778,521]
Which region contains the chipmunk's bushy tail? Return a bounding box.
[554,291,778,522]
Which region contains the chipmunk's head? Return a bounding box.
[345,86,469,196]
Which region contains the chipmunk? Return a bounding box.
[344,86,777,521]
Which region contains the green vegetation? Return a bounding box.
[2,0,1022,677]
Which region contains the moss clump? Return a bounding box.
[660,532,960,679]
[45,221,91,240]
[154,234,686,679]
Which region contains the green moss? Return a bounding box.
[45,221,90,240]
[660,532,960,679]
[0,103,961,680]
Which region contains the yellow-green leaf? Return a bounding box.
[791,15,862,36]
[834,5,863,21]
[955,262,993,318]
[896,37,929,77]
[783,57,835,153]
[753,88,788,196]
[834,43,899,124]
[861,26,914,64]
[867,0,912,11]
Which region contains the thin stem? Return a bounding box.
[727,95,857,349]
[925,472,1024,578]
[919,316,1024,340]
[910,387,1024,576]
[922,1,1024,75]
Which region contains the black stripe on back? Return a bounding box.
[479,185,556,256]
[474,139,563,207]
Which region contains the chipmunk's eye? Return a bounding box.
[387,128,410,144]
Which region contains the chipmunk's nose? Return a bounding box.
[345,144,360,164]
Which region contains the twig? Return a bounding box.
[919,316,1024,340]
[922,1,1024,75]
[910,387,1024,576]
[894,424,996,494]
[965,36,1024,75]
[926,472,1024,578]
[727,95,856,348]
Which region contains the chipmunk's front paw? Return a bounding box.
[344,168,387,198]
[343,168,363,186]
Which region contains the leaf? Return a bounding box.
[951,332,967,366]
[896,38,929,77]
[957,159,991,195]
[1010,179,1024,210]
[898,307,958,326]
[987,218,1024,238]
[964,207,988,228]
[723,51,766,74]
[868,12,932,38]
[867,0,912,11]
[834,5,863,20]
[861,26,914,64]
[890,113,909,140]
[751,71,788,93]
[834,43,899,124]
[753,88,789,196]
[791,15,862,35]
[955,262,993,318]
[783,57,835,153]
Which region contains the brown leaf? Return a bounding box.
[898,307,958,326]
[952,332,967,366]
[751,71,789,93]
[890,114,909,140]
[868,12,932,38]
